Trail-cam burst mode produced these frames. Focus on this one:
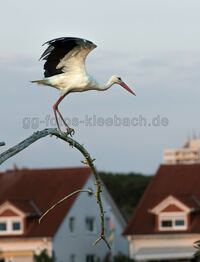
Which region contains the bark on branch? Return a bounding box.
[0,128,110,249]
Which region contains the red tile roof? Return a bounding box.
[124,164,200,235]
[0,167,91,238]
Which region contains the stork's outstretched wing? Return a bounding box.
[40,37,97,77]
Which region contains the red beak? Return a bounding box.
[120,82,136,96]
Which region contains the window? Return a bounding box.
[85,217,95,232]
[70,254,76,262]
[12,221,21,231]
[161,220,172,228]
[86,254,95,262]
[0,222,7,231]
[175,219,185,226]
[69,217,75,233]
[159,213,187,231]
[0,218,23,235]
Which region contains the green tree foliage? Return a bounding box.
[33,249,54,262]
[99,172,152,219]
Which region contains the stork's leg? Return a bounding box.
[53,95,75,136]
[53,96,63,131]
[55,108,69,128]
[53,109,61,131]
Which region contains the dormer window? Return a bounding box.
[0,217,23,235]
[159,213,187,231]
[0,201,26,236]
[175,219,185,226]
[12,221,21,231]
[0,222,7,231]
[150,195,192,232]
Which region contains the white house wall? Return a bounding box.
[0,237,52,262]
[128,234,200,261]
[53,176,128,262]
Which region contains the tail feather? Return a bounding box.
[31,80,46,85]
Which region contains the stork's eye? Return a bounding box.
[118,77,122,81]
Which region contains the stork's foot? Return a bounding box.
[66,127,75,137]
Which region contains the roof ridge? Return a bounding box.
[191,195,200,207]
[1,166,91,174]
[29,200,42,216]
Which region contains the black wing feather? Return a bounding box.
[40,37,96,77]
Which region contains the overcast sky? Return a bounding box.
[0,0,200,174]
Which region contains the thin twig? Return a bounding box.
[0,128,110,249]
[39,189,93,224]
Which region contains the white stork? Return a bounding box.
[31,37,136,135]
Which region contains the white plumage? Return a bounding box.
[32,37,135,135]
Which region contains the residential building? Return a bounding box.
[0,167,128,262]
[124,164,200,261]
[163,138,200,164]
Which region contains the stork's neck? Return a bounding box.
[93,77,114,91]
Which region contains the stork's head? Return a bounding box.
[110,75,136,96]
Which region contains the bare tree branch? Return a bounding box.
[0,128,110,249]
[39,188,93,224]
